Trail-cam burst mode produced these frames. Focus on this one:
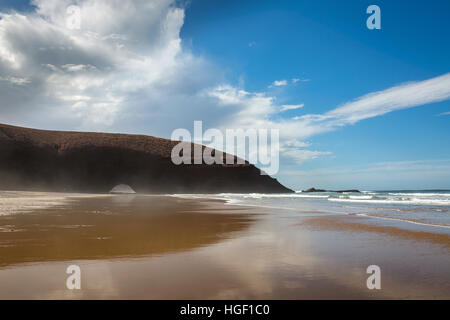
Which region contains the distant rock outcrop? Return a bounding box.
[302,187,360,193]
[303,188,326,193]
[0,123,293,194]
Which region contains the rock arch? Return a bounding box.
[109,184,136,194]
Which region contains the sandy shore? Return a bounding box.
[0,193,449,299]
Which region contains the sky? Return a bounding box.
[0,0,449,190]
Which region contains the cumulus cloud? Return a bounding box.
[0,0,218,130]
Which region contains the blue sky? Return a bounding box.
[0,0,449,190]
[181,0,450,189]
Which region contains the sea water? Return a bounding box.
[178,190,450,229]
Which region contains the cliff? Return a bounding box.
[0,123,293,194]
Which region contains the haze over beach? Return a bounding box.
[0,0,449,300]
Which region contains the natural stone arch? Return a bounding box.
[109,184,136,194]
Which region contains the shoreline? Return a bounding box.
[0,191,449,299]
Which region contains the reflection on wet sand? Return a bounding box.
[0,195,255,267]
[302,216,450,248]
[0,194,449,299]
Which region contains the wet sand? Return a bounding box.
[0,193,449,299]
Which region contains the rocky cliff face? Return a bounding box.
[0,123,293,194]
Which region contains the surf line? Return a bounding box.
[180,304,214,318]
[356,213,450,229]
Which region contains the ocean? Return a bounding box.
[178,190,450,229]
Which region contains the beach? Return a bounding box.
[0,191,449,299]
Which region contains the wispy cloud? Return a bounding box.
[283,159,450,176]
[437,111,450,116]
[61,64,97,72]
[269,78,308,88]
[280,148,332,164]
[208,73,450,164]
[292,78,309,83]
[319,73,450,125]
[279,159,450,189]
[0,76,30,85]
[204,72,450,166]
[280,104,304,112]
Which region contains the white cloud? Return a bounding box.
[280,104,304,112]
[324,73,450,125]
[206,85,276,127]
[283,140,310,148]
[1,1,450,170]
[205,73,450,164]
[286,73,450,141]
[0,0,220,131]
[271,79,287,87]
[61,64,97,72]
[292,78,309,83]
[438,111,450,116]
[205,85,327,163]
[0,76,30,85]
[280,148,331,164]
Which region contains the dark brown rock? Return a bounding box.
[302,187,326,192]
[0,123,293,194]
